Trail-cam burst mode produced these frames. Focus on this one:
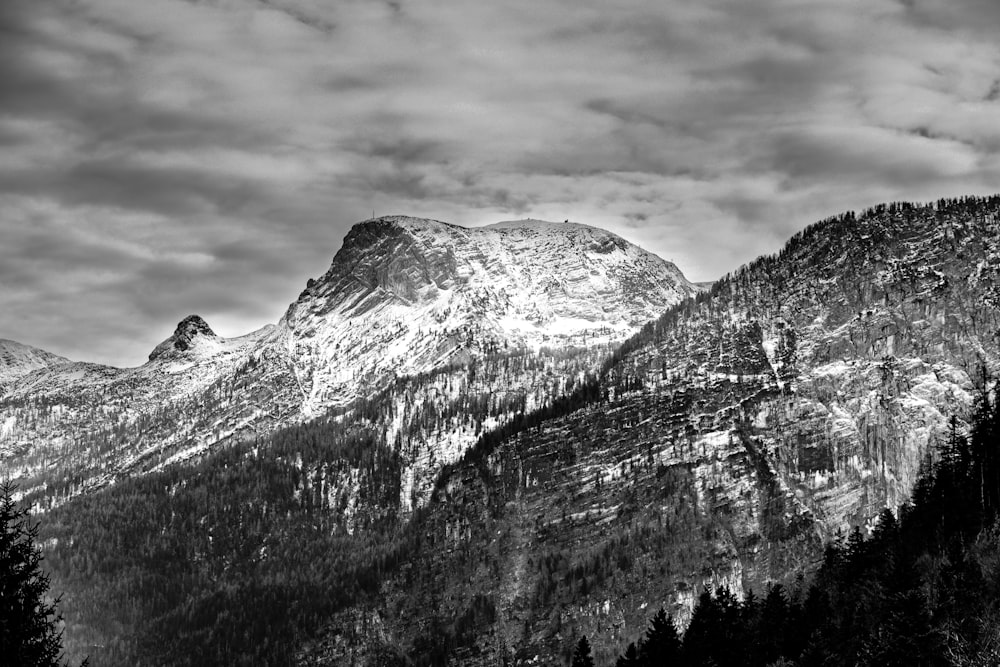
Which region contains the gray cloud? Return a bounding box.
[1,0,1000,365]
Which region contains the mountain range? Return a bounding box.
[1,217,695,512]
[4,197,1000,666]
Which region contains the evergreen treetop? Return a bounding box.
[0,481,78,667]
[572,634,595,667]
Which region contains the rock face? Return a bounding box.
[614,199,999,530]
[305,197,1000,665]
[0,216,696,508]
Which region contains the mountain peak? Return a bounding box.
[282,213,699,411]
[172,315,216,348]
[148,315,218,361]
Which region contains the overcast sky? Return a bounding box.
[2,0,1000,367]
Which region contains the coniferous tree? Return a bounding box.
[615,641,640,667]
[757,584,789,665]
[681,588,721,665]
[0,482,72,667]
[639,607,680,664]
[572,635,595,667]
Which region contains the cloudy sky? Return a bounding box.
[2,0,1000,366]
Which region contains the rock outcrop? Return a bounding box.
[147,314,219,360]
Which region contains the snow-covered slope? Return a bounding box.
[279,216,696,413]
[1,316,287,493]
[0,216,696,502]
[0,339,71,389]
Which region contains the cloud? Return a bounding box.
[1,0,999,364]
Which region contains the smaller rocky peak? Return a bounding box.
[148,315,218,361]
[172,315,216,350]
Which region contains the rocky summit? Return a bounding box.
[147,314,220,360]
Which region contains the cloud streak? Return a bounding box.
[1,0,999,365]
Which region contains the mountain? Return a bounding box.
[26,196,1000,667]
[282,217,696,414]
[0,216,697,510]
[297,196,1000,664]
[0,339,70,389]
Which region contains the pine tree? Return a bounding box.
[572,635,595,667]
[0,482,72,666]
[639,607,680,664]
[756,585,787,657]
[681,588,721,665]
[615,641,640,667]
